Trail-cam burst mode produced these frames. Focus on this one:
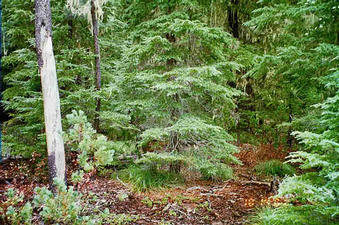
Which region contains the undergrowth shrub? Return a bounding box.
[137,116,240,181]
[0,179,89,224]
[254,160,295,177]
[0,179,140,224]
[251,205,339,225]
[117,165,184,191]
[192,157,233,180]
[0,188,32,225]
[110,141,138,168]
[64,110,115,172]
[33,179,84,224]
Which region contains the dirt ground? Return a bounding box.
[0,144,289,224]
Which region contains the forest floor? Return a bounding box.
[0,144,289,224]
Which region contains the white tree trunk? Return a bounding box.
[35,0,66,184]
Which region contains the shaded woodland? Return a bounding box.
[0,0,338,224]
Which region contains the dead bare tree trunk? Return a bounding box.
[35,0,66,186]
[91,0,102,132]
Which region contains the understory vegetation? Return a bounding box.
[254,160,295,177]
[1,179,139,225]
[1,0,338,224]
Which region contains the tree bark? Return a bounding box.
[91,0,102,132]
[0,0,3,163]
[35,0,66,186]
[165,10,181,172]
[67,12,74,39]
[227,0,239,38]
[287,103,293,149]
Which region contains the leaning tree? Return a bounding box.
[35,0,66,185]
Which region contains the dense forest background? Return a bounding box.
[1,0,338,224]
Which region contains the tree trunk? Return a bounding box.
[0,0,3,163]
[165,18,181,173]
[35,0,66,186]
[287,103,293,149]
[67,12,74,39]
[227,0,239,38]
[91,0,102,132]
[0,123,2,163]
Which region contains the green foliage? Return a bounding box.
[33,179,84,224]
[2,0,240,183]
[0,180,89,224]
[272,69,338,212]
[244,1,339,223]
[251,57,339,225]
[2,0,121,157]
[251,70,339,224]
[105,213,139,225]
[2,1,338,223]
[71,170,85,185]
[251,205,339,225]
[193,158,233,180]
[254,160,295,177]
[137,115,240,179]
[107,0,242,180]
[0,179,141,224]
[0,188,32,225]
[136,152,187,167]
[118,165,184,191]
[64,110,115,171]
[235,0,339,145]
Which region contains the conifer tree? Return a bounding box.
[112,0,242,179]
[247,1,339,223]
[241,0,339,144]
[67,0,107,131]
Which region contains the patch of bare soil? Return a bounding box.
[76,176,272,224]
[0,144,284,224]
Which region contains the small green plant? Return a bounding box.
[93,208,139,225]
[254,160,295,177]
[0,188,32,225]
[33,179,85,224]
[64,110,115,172]
[71,170,85,185]
[117,192,129,202]
[141,197,154,208]
[173,194,199,206]
[137,116,241,181]
[1,179,139,225]
[198,201,212,212]
[1,180,96,225]
[113,213,139,224]
[159,220,171,225]
[169,209,177,216]
[160,196,169,205]
[120,165,184,191]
